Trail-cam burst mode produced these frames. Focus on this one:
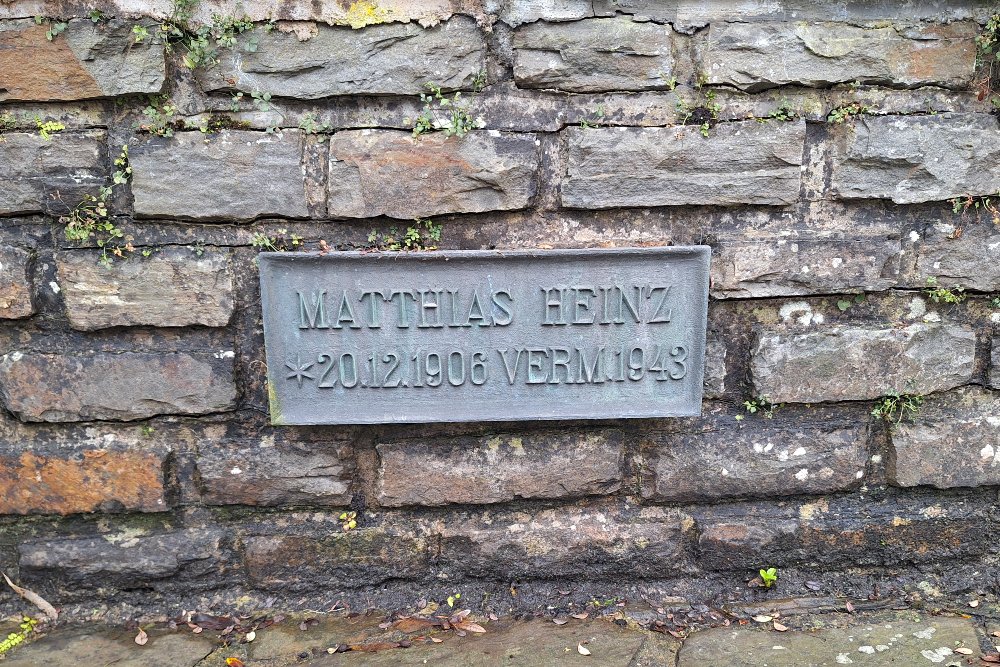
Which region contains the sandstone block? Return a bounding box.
[830,114,1000,204]
[198,444,352,507]
[0,19,165,101]
[376,430,622,507]
[0,245,33,319]
[750,323,975,404]
[889,387,1000,488]
[711,238,900,298]
[130,131,307,221]
[200,17,484,98]
[328,130,539,218]
[0,131,106,216]
[513,17,675,92]
[561,121,805,209]
[19,528,225,589]
[702,22,976,91]
[57,248,234,330]
[0,445,167,515]
[0,352,237,422]
[641,420,866,502]
[245,530,428,590]
[436,505,692,578]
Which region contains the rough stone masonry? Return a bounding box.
[0,0,998,618]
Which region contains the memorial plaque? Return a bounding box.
[260,247,710,424]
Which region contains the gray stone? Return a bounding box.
[18,528,225,588]
[904,221,1000,292]
[0,351,237,422]
[198,443,353,507]
[245,530,429,590]
[57,248,234,330]
[200,17,484,99]
[702,22,977,92]
[513,17,675,92]
[500,1,592,26]
[561,121,805,209]
[830,113,1000,204]
[889,387,1000,488]
[641,420,866,502]
[376,430,622,506]
[327,130,539,218]
[992,337,999,389]
[0,130,106,216]
[0,245,33,318]
[703,333,726,399]
[750,323,976,404]
[436,505,692,579]
[0,19,165,102]
[711,238,900,299]
[130,130,307,221]
[679,614,981,667]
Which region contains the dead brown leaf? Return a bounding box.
[553,617,569,625]
[571,612,589,620]
[2,572,58,622]
[773,622,788,632]
[578,643,591,656]
[981,653,1000,664]
[455,621,486,634]
[393,617,436,633]
[134,628,148,646]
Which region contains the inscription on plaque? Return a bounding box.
[260,247,710,424]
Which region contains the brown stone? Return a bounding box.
[0,245,33,319]
[376,430,622,506]
[198,443,353,507]
[0,351,237,422]
[327,130,539,218]
[0,447,167,515]
[57,248,235,330]
[641,418,866,502]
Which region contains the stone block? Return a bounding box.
[198,443,352,507]
[641,419,866,502]
[513,17,674,92]
[57,248,234,330]
[889,387,1000,488]
[18,528,225,589]
[711,238,900,299]
[376,430,622,506]
[200,17,484,98]
[0,245,33,319]
[750,323,975,403]
[830,113,1000,204]
[245,530,429,590]
[0,19,165,101]
[0,131,106,216]
[435,505,692,579]
[702,333,726,399]
[130,130,308,221]
[0,444,167,515]
[327,130,539,218]
[992,337,999,390]
[697,497,990,570]
[702,22,976,91]
[904,221,1000,292]
[561,121,805,209]
[0,351,237,422]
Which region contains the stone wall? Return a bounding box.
[0,0,999,614]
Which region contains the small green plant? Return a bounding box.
[191,114,251,134]
[88,9,110,22]
[35,16,68,41]
[35,118,64,140]
[991,296,1000,309]
[0,616,38,656]
[871,390,923,425]
[743,396,779,419]
[339,511,357,532]
[759,567,778,589]
[765,102,796,122]
[676,89,721,136]
[472,70,487,92]
[60,144,134,267]
[298,112,330,135]
[949,192,1000,226]
[579,104,606,129]
[367,219,442,251]
[974,10,999,106]
[251,229,303,252]
[827,102,871,124]
[411,83,482,139]
[924,276,967,304]
[663,74,678,91]
[138,97,179,137]
[446,592,462,608]
[837,293,866,311]
[132,24,149,43]
[250,90,272,112]
[140,425,155,437]
[0,112,18,133]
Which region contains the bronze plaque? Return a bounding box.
[260,247,710,424]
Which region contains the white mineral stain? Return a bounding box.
[871,454,882,464]
[779,301,814,325]
[836,653,854,664]
[912,627,936,640]
[909,231,921,242]
[858,646,876,654]
[920,647,953,663]
[49,281,60,293]
[230,467,242,475]
[792,447,806,457]
[794,468,809,481]
[832,257,843,267]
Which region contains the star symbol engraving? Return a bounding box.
[285,354,315,388]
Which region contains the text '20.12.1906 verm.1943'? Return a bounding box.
[259,247,710,424]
